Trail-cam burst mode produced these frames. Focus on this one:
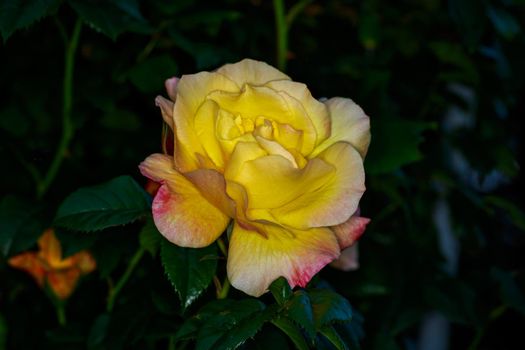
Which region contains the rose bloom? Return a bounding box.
[8,229,96,299]
[140,59,370,296]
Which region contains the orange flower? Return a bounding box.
[8,229,96,299]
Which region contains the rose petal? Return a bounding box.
[311,97,371,159]
[332,215,370,249]
[266,80,331,148]
[173,71,239,171]
[155,96,175,131]
[140,153,231,247]
[271,141,365,228]
[330,244,360,271]
[227,221,339,297]
[216,58,290,88]
[164,76,179,101]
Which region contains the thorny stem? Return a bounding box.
[37,19,82,199]
[106,247,146,312]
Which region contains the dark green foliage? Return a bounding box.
[160,237,218,311]
[54,175,151,231]
[1,0,524,349]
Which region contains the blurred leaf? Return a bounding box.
[492,268,525,316]
[485,196,525,231]
[429,42,479,84]
[0,195,45,257]
[0,0,58,41]
[270,276,293,305]
[160,238,217,311]
[54,175,150,232]
[448,0,486,50]
[69,0,150,40]
[87,313,111,349]
[487,6,521,40]
[127,55,178,93]
[100,107,141,131]
[271,317,309,350]
[309,289,354,329]
[319,325,348,350]
[365,119,435,174]
[169,29,232,69]
[139,217,161,257]
[0,106,29,137]
[195,299,273,350]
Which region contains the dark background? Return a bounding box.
[1,0,524,349]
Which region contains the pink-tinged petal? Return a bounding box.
[153,182,229,248]
[216,58,290,88]
[164,77,179,101]
[227,221,340,297]
[140,153,230,247]
[330,244,360,271]
[155,96,175,131]
[139,153,177,183]
[332,215,370,249]
[311,97,371,159]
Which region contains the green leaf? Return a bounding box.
[54,175,151,232]
[285,291,315,340]
[139,217,161,257]
[127,55,178,93]
[308,289,354,329]
[195,299,272,350]
[69,0,150,40]
[0,195,45,257]
[270,276,293,305]
[0,0,58,41]
[160,238,218,311]
[365,119,435,175]
[55,228,98,258]
[319,325,348,350]
[271,317,310,350]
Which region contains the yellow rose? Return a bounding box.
[140,59,370,296]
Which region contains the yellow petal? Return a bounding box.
[193,99,225,169]
[228,153,335,217]
[208,84,317,154]
[272,142,366,229]
[38,229,74,269]
[155,96,175,131]
[266,80,331,147]
[216,58,290,87]
[73,251,97,274]
[139,153,178,183]
[140,153,231,247]
[311,97,371,159]
[173,71,239,171]
[227,221,340,297]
